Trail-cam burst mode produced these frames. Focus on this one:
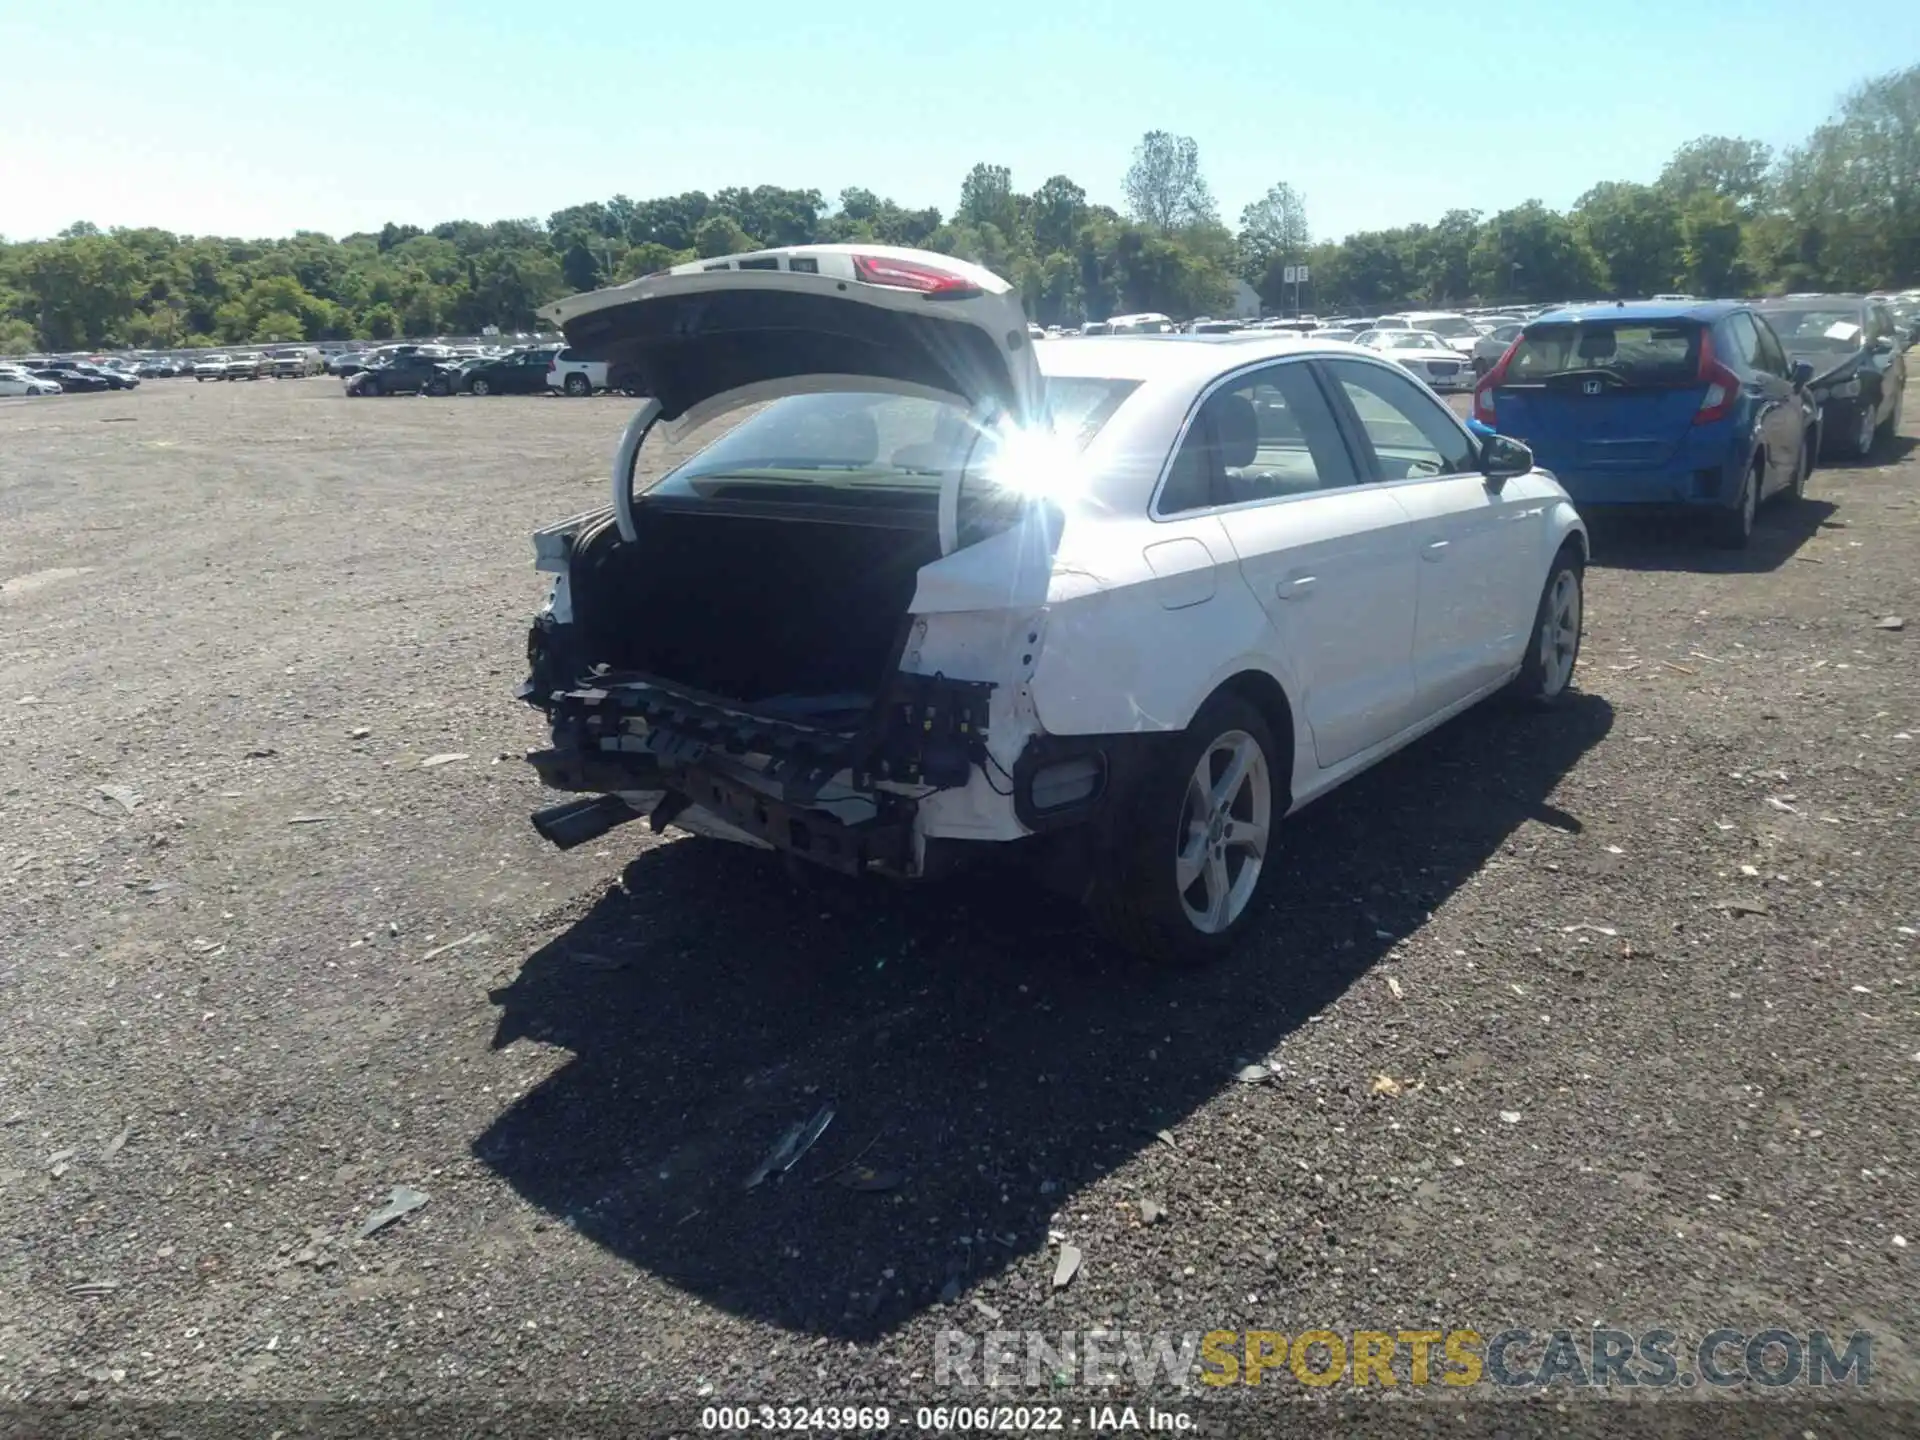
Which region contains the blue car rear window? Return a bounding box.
[1507,322,1702,386]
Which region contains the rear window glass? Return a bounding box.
[1506,322,1702,385]
[648,380,1139,514]
[1757,308,1866,354]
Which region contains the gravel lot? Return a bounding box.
[1,375,1915,1415]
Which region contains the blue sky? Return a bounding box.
[2,1,1914,245]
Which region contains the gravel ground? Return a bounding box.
[1,376,1915,1418]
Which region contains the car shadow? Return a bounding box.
[1819,433,1916,470]
[475,692,1613,1339]
[1582,495,1837,575]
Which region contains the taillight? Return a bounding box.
[850,253,980,296]
[1692,329,1738,426]
[1472,338,1520,425]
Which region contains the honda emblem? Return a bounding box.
[1581,378,1603,395]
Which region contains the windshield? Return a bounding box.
[649,380,1140,510]
[1505,321,1703,384]
[1758,308,1866,354]
[1416,316,1478,339]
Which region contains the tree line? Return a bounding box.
[2,64,1913,353]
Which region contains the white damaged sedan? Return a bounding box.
[517,246,1587,962]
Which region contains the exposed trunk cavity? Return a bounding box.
[566,501,941,712]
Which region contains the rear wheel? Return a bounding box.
[1710,461,1761,549]
[1508,550,1583,706]
[470,377,491,397]
[1849,400,1877,459]
[426,377,450,397]
[1088,692,1280,965]
[564,373,592,397]
[359,376,382,398]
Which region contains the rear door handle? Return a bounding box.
[1275,574,1316,599]
[1422,539,1450,561]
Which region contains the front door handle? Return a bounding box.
[1275,574,1316,599]
[1421,539,1451,561]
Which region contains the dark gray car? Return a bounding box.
[1754,295,1909,461]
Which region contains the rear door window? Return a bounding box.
[1750,316,1790,378]
[1506,322,1702,386]
[1721,312,1760,371]
[1320,357,1477,481]
[1158,359,1359,514]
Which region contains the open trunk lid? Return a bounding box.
[542,245,1042,425]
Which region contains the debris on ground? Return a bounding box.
[1715,898,1770,916]
[1138,1199,1167,1226]
[1370,1075,1406,1098]
[1235,1064,1270,1084]
[1053,1244,1083,1290]
[1385,976,1404,1000]
[1874,616,1904,631]
[837,1166,904,1193]
[67,1281,121,1296]
[287,815,335,825]
[420,753,469,769]
[97,785,141,814]
[357,1185,430,1239]
[744,1104,835,1189]
[348,727,371,739]
[1499,1111,1522,1125]
[1765,797,1798,814]
[419,931,488,962]
[104,1122,131,1158]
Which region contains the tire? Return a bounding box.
[359,377,382,398]
[1710,460,1761,549]
[1848,399,1877,459]
[1877,384,1902,443]
[563,373,592,397]
[1508,549,1584,706]
[427,378,450,397]
[470,377,491,397]
[1087,691,1282,965]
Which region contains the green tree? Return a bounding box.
[1122,131,1217,231]
[692,214,756,259]
[1237,181,1310,288]
[1658,135,1773,214]
[1573,181,1685,296]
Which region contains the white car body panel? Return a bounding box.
[525,247,1587,878]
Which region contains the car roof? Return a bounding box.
[1531,300,1739,324]
[1752,293,1866,307]
[1037,335,1374,384]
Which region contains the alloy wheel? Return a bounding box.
[1174,730,1271,935]
[1539,569,1581,698]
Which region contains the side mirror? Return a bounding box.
[1480,433,1533,483]
[1791,360,1815,389]
[1872,336,1895,356]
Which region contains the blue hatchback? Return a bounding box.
[1472,301,1818,548]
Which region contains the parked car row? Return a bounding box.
[341,343,615,398]
[2,358,142,393]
